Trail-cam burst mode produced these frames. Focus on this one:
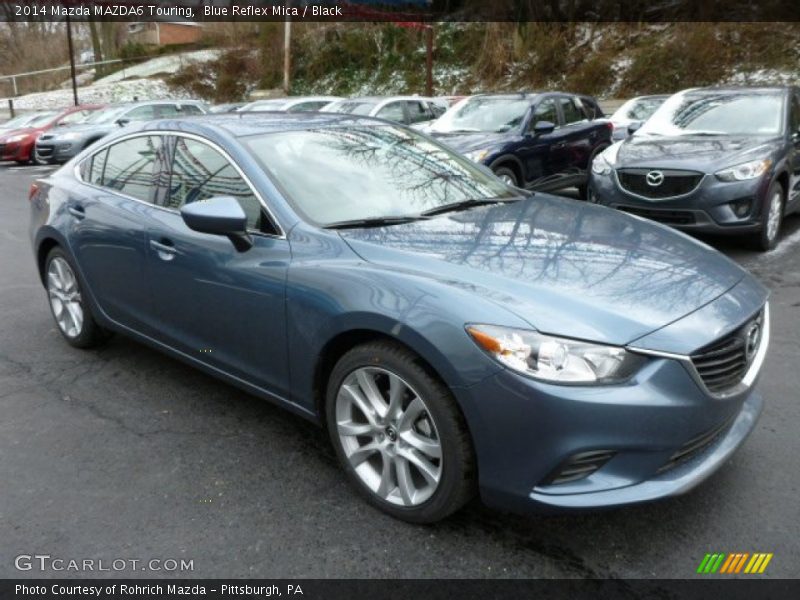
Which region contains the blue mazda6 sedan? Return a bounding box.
[29,113,770,523]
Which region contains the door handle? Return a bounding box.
[67,205,85,219]
[150,239,177,260]
[552,142,567,149]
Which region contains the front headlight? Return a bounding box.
[715,158,771,182]
[591,154,611,175]
[6,134,30,143]
[591,142,621,176]
[464,149,490,163]
[466,324,645,384]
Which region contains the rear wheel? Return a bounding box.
[45,247,108,348]
[326,341,475,523]
[753,181,784,252]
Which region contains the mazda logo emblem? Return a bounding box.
[745,323,761,360]
[645,170,665,186]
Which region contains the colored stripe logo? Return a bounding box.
[697,553,773,574]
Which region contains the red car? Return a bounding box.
[0,104,104,164]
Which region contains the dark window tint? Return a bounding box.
[102,137,159,202]
[180,104,204,115]
[376,102,406,123]
[406,101,432,124]
[791,95,800,133]
[124,105,157,121]
[531,99,558,128]
[166,137,266,232]
[560,97,585,125]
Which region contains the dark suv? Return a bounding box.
[428,92,612,194]
[590,86,800,250]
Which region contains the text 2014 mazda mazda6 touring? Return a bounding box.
[29,113,769,523]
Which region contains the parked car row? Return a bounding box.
[5,85,797,251]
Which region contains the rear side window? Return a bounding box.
[288,101,328,113]
[180,104,204,115]
[560,97,586,125]
[376,102,406,123]
[164,137,270,233]
[101,136,161,202]
[88,148,107,185]
[406,101,432,124]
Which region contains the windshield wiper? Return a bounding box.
[324,216,427,230]
[420,197,522,217]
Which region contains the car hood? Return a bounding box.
[45,123,114,139]
[339,195,749,346]
[616,134,781,171]
[430,131,509,153]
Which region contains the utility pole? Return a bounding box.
[283,4,291,94]
[425,26,433,97]
[65,15,79,106]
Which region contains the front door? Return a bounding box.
[144,136,291,398]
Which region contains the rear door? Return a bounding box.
[554,94,596,174]
[144,135,291,397]
[788,92,800,209]
[68,134,167,332]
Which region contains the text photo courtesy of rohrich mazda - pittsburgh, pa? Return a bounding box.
[1,2,799,599]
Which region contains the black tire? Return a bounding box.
[493,165,519,187]
[44,246,109,349]
[325,340,476,523]
[752,180,784,252]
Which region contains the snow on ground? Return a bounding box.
[726,68,799,86]
[0,50,219,115]
[93,49,220,84]
[2,78,194,113]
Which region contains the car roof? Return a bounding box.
[683,86,792,95]
[138,111,391,138]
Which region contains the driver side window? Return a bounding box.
[530,99,558,131]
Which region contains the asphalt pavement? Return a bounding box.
[1,164,798,579]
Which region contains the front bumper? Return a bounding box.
[453,297,767,514]
[590,169,769,234]
[1,139,32,162]
[35,140,77,164]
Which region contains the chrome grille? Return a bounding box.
[691,309,764,394]
[617,168,703,199]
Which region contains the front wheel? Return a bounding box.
[753,181,784,252]
[493,166,519,187]
[326,341,476,523]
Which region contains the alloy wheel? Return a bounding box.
[498,173,516,186]
[335,367,443,506]
[47,257,84,338]
[766,190,782,243]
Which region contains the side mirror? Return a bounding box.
[116,118,130,127]
[531,120,555,136]
[627,121,643,136]
[180,196,253,252]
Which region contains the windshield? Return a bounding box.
[243,125,518,226]
[611,97,667,122]
[324,100,378,115]
[23,111,59,127]
[430,96,531,134]
[638,92,784,136]
[86,106,134,124]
